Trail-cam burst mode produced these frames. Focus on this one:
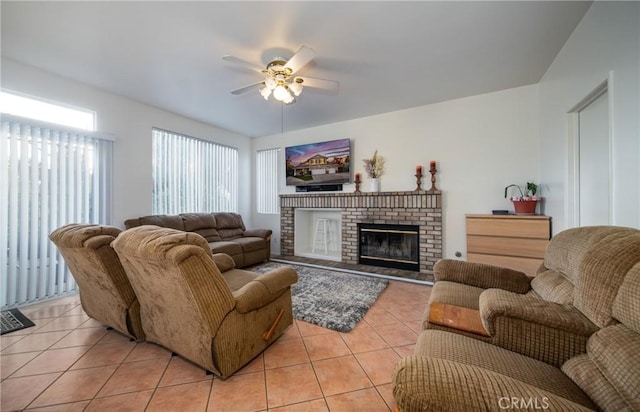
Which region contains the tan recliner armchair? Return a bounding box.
[112,225,298,379]
[49,224,145,340]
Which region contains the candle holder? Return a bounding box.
[427,167,438,193]
[414,173,424,192]
[354,177,362,193]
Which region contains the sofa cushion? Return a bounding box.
[574,232,640,328]
[214,213,245,230]
[209,241,243,257]
[134,215,185,231]
[233,237,267,253]
[531,270,574,304]
[181,213,222,242]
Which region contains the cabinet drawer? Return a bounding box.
[467,235,548,259]
[466,217,550,239]
[467,253,542,276]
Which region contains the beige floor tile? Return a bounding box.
[30,366,117,408]
[296,321,333,337]
[148,381,211,411]
[85,390,153,412]
[0,330,70,354]
[97,358,169,397]
[268,398,329,412]
[1,351,40,379]
[264,337,309,369]
[208,371,266,411]
[0,372,61,411]
[34,315,90,333]
[340,325,389,353]
[158,356,213,387]
[324,387,389,412]
[355,348,401,385]
[50,327,109,349]
[393,344,416,358]
[70,340,136,369]
[13,346,91,377]
[385,303,426,322]
[265,363,323,408]
[236,353,265,375]
[372,323,418,347]
[312,355,372,396]
[26,400,91,411]
[280,323,301,340]
[1,334,25,350]
[376,383,398,411]
[125,342,171,362]
[78,318,107,329]
[362,307,399,326]
[303,332,351,361]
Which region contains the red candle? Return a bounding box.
[355,173,361,182]
[416,165,422,175]
[430,161,436,171]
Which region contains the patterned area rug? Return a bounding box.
[250,262,388,333]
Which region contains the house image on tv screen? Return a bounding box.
[285,138,351,186]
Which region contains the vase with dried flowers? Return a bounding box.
[363,150,385,192]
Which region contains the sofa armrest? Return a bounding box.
[233,266,298,313]
[479,289,599,366]
[211,253,236,273]
[393,356,594,412]
[243,229,272,240]
[434,259,531,293]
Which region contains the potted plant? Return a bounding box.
[504,182,540,215]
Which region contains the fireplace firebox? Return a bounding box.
[358,223,419,271]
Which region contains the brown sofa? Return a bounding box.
[124,212,271,268]
[422,226,640,367]
[393,226,640,411]
[113,226,298,379]
[49,224,145,341]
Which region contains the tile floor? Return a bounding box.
[0,280,431,411]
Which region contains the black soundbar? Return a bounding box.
[295,184,343,192]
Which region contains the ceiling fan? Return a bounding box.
[222,46,339,104]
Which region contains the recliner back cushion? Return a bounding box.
[613,262,640,334]
[181,213,222,242]
[574,232,640,328]
[543,226,635,285]
[214,213,245,239]
[137,215,185,231]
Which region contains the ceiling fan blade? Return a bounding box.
[222,55,265,74]
[230,82,263,95]
[284,46,315,74]
[296,76,339,91]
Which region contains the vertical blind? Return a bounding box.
[1,114,113,308]
[256,148,280,214]
[152,128,238,214]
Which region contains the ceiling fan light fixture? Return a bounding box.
[264,76,277,90]
[289,81,303,96]
[259,85,271,100]
[273,84,291,101]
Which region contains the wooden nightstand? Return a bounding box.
[465,214,551,276]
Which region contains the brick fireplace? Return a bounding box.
[280,191,442,274]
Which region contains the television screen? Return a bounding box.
[285,138,351,186]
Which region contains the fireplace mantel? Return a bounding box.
[280,191,442,274]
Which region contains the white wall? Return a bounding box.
[252,85,540,258]
[539,1,640,233]
[1,58,253,229]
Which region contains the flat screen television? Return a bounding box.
[285,138,351,187]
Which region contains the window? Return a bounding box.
[1,114,112,308]
[256,148,280,214]
[1,91,95,131]
[152,128,238,214]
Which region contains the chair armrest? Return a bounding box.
[233,266,298,313]
[393,356,595,412]
[479,289,599,366]
[243,229,272,239]
[434,259,532,293]
[211,253,236,273]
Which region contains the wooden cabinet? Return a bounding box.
[466,214,551,276]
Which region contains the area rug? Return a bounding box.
[250,262,388,333]
[1,308,35,335]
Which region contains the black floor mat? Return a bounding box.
[1,308,35,335]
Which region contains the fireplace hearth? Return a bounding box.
[358,223,419,271]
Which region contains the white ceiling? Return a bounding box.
[1,1,591,138]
